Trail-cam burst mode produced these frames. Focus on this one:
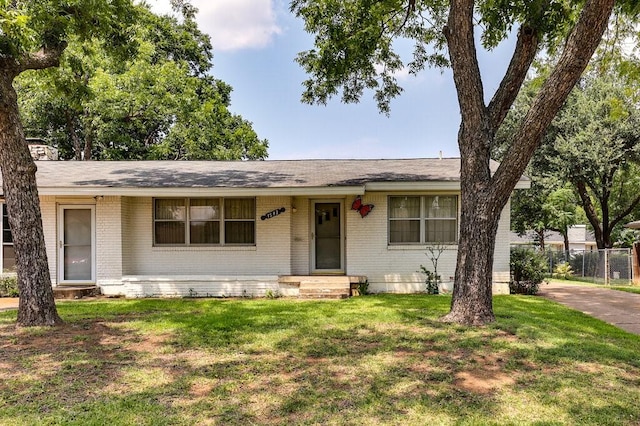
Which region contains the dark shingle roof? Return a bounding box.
[25,158,464,188]
[0,158,528,194]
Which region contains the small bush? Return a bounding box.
[509,280,541,295]
[0,275,18,297]
[265,289,281,299]
[510,248,548,295]
[419,266,439,295]
[552,261,574,280]
[357,278,369,296]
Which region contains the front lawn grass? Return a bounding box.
[1,295,640,425]
[548,278,640,293]
[612,286,640,294]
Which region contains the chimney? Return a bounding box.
[27,138,59,161]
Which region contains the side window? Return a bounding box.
[389,196,421,243]
[425,196,457,244]
[388,195,458,244]
[2,204,15,272]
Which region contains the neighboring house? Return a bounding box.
[510,225,597,252]
[0,159,528,297]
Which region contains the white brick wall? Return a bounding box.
[345,193,512,294]
[124,196,292,276]
[39,196,57,286]
[493,198,511,287]
[121,197,134,275]
[96,196,123,286]
[291,197,311,275]
[116,275,285,298]
[37,192,513,296]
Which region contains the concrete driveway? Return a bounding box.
[538,282,640,335]
[0,298,18,311]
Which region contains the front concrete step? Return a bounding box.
[53,286,100,300]
[299,288,350,299]
[299,278,351,299]
[279,275,368,299]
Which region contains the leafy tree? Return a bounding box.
[16,4,268,161]
[511,182,583,252]
[0,0,136,326]
[543,186,585,251]
[542,72,640,248]
[292,0,628,324]
[503,67,640,250]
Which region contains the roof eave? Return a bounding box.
[366,180,530,191]
[36,186,367,197]
[365,181,461,191]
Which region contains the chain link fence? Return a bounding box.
[547,248,632,285]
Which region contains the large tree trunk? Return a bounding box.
[445,177,502,324]
[0,71,62,327]
[442,0,614,325]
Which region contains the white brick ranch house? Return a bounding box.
[0,159,528,297]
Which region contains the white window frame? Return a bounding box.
[388,195,458,245]
[153,197,256,246]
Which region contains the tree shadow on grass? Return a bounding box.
[1,295,640,424]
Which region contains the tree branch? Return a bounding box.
[444,0,485,129]
[395,0,416,35]
[17,43,67,74]
[487,25,539,134]
[490,0,616,205]
[610,193,640,231]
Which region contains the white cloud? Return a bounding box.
[147,0,282,51]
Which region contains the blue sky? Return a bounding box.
[150,0,516,160]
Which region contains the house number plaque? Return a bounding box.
[261,207,286,220]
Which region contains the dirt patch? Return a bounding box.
[453,353,515,394]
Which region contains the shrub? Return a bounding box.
[510,248,548,295]
[265,289,281,299]
[419,244,446,295]
[0,275,18,297]
[419,266,440,295]
[357,278,369,296]
[552,261,574,280]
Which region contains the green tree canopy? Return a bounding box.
[1,0,139,326]
[16,4,268,161]
[499,65,640,249]
[510,181,584,252]
[292,0,634,324]
[544,70,640,248]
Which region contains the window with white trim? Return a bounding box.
[2,204,15,272]
[389,195,458,244]
[154,198,255,245]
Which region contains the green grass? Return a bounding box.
[548,277,640,292]
[1,295,640,425]
[612,286,640,294]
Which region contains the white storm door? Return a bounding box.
[58,205,96,284]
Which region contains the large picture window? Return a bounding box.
[389,195,458,244]
[154,198,254,245]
